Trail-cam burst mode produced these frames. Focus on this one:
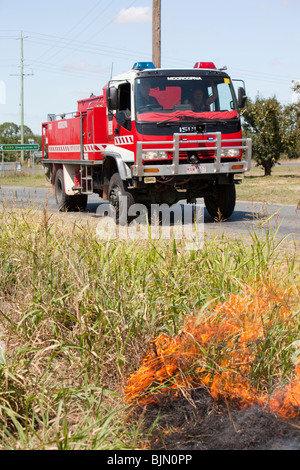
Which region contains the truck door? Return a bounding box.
[114,82,132,134]
[107,81,133,150]
[86,108,94,158]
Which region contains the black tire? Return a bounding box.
[55,169,88,212]
[108,173,135,224]
[54,168,75,212]
[204,183,236,220]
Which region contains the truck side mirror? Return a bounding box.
[107,87,119,111]
[237,87,246,108]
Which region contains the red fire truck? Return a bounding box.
[42,61,251,222]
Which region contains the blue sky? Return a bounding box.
[0,0,299,135]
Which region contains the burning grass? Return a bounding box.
[0,202,299,449]
[125,284,300,417]
[125,283,300,449]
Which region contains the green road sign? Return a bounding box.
[0,144,39,151]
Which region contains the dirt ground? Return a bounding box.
[138,388,300,450]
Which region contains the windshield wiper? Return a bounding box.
[157,115,229,127]
[157,115,201,127]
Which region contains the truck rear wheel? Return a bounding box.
[55,169,75,211]
[204,183,236,220]
[108,173,135,224]
[55,169,88,212]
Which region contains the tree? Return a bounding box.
[0,122,41,162]
[0,122,19,139]
[243,95,285,176]
[282,82,300,159]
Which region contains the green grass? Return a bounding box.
[0,204,299,449]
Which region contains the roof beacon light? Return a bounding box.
[194,62,216,69]
[132,62,156,71]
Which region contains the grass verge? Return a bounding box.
[0,171,49,188]
[236,162,300,205]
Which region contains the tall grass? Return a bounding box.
[0,203,299,448]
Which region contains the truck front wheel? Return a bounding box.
[204,183,236,220]
[108,173,135,224]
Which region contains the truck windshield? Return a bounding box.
[135,75,238,123]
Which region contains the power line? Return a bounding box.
[32,0,108,64]
[23,28,151,63]
[29,60,110,83]
[76,0,138,48]
[26,36,147,60]
[1,25,297,107]
[27,0,138,66]
[22,31,296,85]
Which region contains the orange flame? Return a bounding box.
[269,366,300,419]
[125,284,300,419]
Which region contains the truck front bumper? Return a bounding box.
[132,132,252,180]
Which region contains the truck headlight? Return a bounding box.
[142,151,168,160]
[221,148,240,157]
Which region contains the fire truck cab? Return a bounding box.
[42,61,251,221]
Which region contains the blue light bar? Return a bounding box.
[132,61,156,71]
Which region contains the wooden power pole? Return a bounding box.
[152,0,161,68]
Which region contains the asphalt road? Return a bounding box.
[0,185,299,240]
